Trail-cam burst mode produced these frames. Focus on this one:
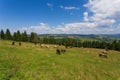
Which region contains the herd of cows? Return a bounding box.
[40,43,66,55]
[11,41,108,58]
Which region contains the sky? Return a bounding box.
[0,0,120,34]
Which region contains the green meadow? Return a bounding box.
[0,40,120,80]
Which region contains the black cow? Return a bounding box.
[56,48,61,55]
[12,41,15,45]
[19,42,21,46]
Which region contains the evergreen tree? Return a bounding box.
[0,29,5,39]
[13,32,17,41]
[5,29,12,40]
[30,32,38,44]
[118,41,120,51]
[16,30,21,41]
[77,40,82,47]
[49,36,55,44]
[21,31,28,42]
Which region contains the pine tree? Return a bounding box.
[13,32,17,41]
[30,32,38,44]
[0,29,5,39]
[5,29,12,40]
[16,30,21,41]
[21,31,28,42]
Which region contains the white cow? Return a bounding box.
[40,44,44,48]
[46,45,50,48]
[54,45,58,48]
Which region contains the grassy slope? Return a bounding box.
[0,40,120,80]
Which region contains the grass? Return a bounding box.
[0,40,120,80]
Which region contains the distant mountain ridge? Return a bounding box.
[38,33,120,38]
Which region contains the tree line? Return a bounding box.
[0,29,120,51]
[0,29,38,43]
[42,36,120,51]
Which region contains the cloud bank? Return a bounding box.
[84,0,120,27]
[19,0,120,34]
[19,22,120,34]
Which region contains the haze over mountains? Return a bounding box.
[39,33,120,38]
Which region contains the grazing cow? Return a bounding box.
[12,41,15,45]
[99,50,108,58]
[46,45,50,48]
[54,45,58,48]
[102,50,107,54]
[19,42,21,46]
[56,48,61,55]
[40,44,44,48]
[99,53,108,58]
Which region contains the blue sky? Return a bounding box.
[0,0,120,34]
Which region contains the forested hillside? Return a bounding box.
[1,29,120,51]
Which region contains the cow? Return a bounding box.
[99,53,108,58]
[12,41,15,45]
[40,44,44,48]
[54,45,58,48]
[99,50,108,58]
[46,45,50,48]
[19,42,21,46]
[56,48,61,55]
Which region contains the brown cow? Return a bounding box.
[99,53,108,58]
[19,42,21,46]
[99,50,108,58]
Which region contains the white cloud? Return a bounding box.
[60,5,80,10]
[47,3,53,7]
[13,0,120,34]
[19,22,96,34]
[21,23,52,34]
[84,0,120,27]
[16,21,120,34]
[83,12,89,22]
